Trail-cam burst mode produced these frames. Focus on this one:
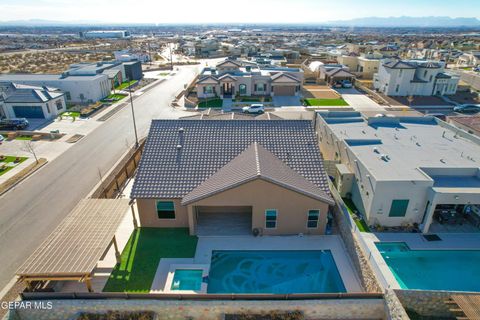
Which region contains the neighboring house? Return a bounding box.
[0,60,142,103]
[315,64,355,85]
[317,111,480,233]
[457,51,480,67]
[114,49,151,63]
[196,59,303,99]
[373,59,460,96]
[337,53,381,79]
[0,82,66,120]
[131,120,334,236]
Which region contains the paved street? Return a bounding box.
[0,64,200,290]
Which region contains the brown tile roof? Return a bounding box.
[132,120,331,199]
[182,142,334,205]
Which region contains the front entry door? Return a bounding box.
[223,83,233,96]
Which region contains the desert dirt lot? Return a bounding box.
[380,94,451,107]
[302,85,340,99]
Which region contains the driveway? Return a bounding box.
[273,96,302,107]
[336,88,386,112]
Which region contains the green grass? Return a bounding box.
[342,198,370,232]
[304,98,349,106]
[103,228,198,293]
[116,80,138,90]
[0,156,28,176]
[61,111,81,118]
[14,135,32,141]
[102,93,128,102]
[158,72,170,76]
[197,98,223,108]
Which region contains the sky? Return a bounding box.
[0,0,479,24]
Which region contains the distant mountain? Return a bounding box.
[325,16,480,28]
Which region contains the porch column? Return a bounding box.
[187,205,196,235]
[129,200,138,229]
[85,277,93,293]
[112,235,121,264]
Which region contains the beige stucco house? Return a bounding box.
[196,59,304,99]
[131,120,334,236]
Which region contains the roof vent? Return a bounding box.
[178,127,184,133]
[176,144,182,150]
[380,154,390,162]
[440,158,446,163]
[373,147,380,154]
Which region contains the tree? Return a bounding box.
[21,140,39,164]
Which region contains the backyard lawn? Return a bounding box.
[116,80,138,90]
[197,98,223,108]
[342,198,370,232]
[103,228,198,293]
[0,156,28,176]
[304,98,349,106]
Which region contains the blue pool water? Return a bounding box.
[376,242,480,292]
[207,250,346,294]
[171,269,203,291]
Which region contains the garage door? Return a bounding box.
[273,86,296,96]
[13,106,45,119]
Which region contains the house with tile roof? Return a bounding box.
[373,59,459,96]
[196,58,303,99]
[131,120,334,236]
[0,82,66,120]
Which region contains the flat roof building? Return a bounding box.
[316,111,480,233]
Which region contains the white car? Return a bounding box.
[242,104,265,114]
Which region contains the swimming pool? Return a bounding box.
[171,269,203,291]
[376,242,480,292]
[207,250,346,294]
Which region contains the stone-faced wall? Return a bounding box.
[331,203,382,293]
[7,298,386,320]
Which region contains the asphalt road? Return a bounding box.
[0,65,199,290]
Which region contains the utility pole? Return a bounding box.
[128,78,139,149]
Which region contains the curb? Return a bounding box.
[0,159,48,197]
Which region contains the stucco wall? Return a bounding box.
[189,179,330,236]
[136,198,189,228]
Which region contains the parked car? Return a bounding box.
[341,80,353,88]
[0,134,4,144]
[0,118,29,130]
[453,104,480,114]
[242,104,265,114]
[332,82,343,89]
